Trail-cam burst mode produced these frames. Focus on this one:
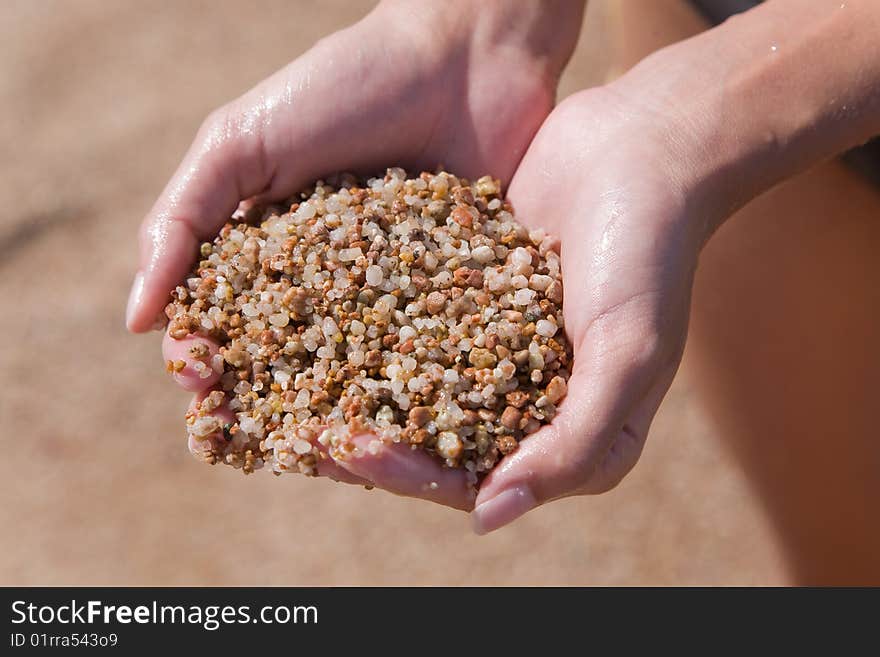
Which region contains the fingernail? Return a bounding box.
[471,484,536,535]
[126,271,145,330]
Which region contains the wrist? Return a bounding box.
[605,43,788,240]
[374,0,585,83]
[604,48,757,242]
[608,0,880,241]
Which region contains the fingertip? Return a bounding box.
[129,219,200,334]
[299,430,373,486]
[125,271,147,333]
[163,331,223,392]
[471,483,537,535]
[335,434,475,511]
[473,424,552,508]
[187,390,234,455]
[189,390,235,422]
[313,457,372,486]
[472,363,641,514]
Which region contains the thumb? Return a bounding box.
[126,96,275,332]
[126,25,436,333]
[471,329,679,534]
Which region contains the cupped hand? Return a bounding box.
[131,1,584,510]
[471,86,713,532]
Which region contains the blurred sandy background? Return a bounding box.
[0,0,786,585]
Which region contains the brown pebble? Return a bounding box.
[408,406,433,428]
[545,375,568,404]
[410,429,430,445]
[545,280,563,304]
[426,291,446,315]
[364,350,382,368]
[453,267,483,288]
[495,435,518,455]
[451,206,473,228]
[500,406,523,430]
[452,186,474,206]
[505,390,529,409]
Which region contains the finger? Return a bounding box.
[162,331,222,392]
[334,434,476,511]
[186,391,235,456]
[126,34,431,333]
[127,18,547,334]
[186,392,370,485]
[311,436,373,486]
[472,331,674,534]
[575,370,675,496]
[126,95,278,333]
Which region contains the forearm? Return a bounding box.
[610,0,880,234]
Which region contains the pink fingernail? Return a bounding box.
[471,484,536,535]
[126,271,145,330]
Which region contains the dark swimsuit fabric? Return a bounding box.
[689,0,880,186]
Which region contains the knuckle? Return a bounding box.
[631,327,669,371]
[580,470,626,496]
[553,89,597,122]
[625,307,685,375]
[197,104,237,149]
[550,93,583,123]
[310,32,335,54]
[575,431,643,496]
